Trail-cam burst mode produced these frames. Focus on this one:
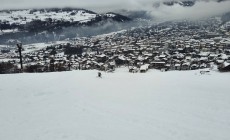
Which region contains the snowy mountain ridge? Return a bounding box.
[0,8,131,44]
[0,8,129,25]
[0,8,131,33]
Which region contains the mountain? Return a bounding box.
[0,8,131,32]
[0,8,131,44]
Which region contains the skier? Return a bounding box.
[98,72,102,78]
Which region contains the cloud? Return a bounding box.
[150,1,230,20]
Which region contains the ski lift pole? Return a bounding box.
[17,43,23,72]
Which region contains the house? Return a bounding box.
[218,62,230,72]
[181,62,190,70]
[107,61,116,72]
[216,59,225,65]
[190,64,199,70]
[174,63,181,70]
[165,63,171,71]
[140,64,150,73]
[151,61,166,69]
[199,63,207,69]
[96,54,107,63]
[115,55,127,66]
[129,66,138,73]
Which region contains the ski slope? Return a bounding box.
[0,69,230,140]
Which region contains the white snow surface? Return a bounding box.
[0,9,96,25]
[0,68,230,140]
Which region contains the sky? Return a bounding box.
[0,0,230,20]
[0,0,154,11]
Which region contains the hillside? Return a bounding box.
[0,8,131,31]
[0,8,131,44]
[0,68,230,140]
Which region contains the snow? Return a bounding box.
[222,62,230,67]
[118,55,126,60]
[0,9,96,29]
[21,41,70,54]
[140,64,150,71]
[21,43,50,54]
[0,58,18,62]
[0,29,19,35]
[0,69,230,140]
[105,13,116,18]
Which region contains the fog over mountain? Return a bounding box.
[150,1,230,20]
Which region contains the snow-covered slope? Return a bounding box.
[0,9,97,25]
[0,69,230,140]
[0,8,130,29]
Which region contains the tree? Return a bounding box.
[0,62,15,74]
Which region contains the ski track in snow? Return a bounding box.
[0,68,230,140]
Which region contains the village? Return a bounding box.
[1,17,230,74]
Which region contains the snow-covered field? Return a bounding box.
[0,69,230,140]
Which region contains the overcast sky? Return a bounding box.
[1,0,230,20]
[0,0,228,10]
[1,0,154,11]
[0,0,148,9]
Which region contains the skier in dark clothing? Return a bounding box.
[98,72,102,78]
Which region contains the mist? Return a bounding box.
[150,1,230,21]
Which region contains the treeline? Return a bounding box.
[0,62,16,74]
[0,61,71,74]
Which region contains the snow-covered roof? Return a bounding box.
[222,62,230,68]
[118,55,126,61]
[140,64,150,70]
[97,54,106,58]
